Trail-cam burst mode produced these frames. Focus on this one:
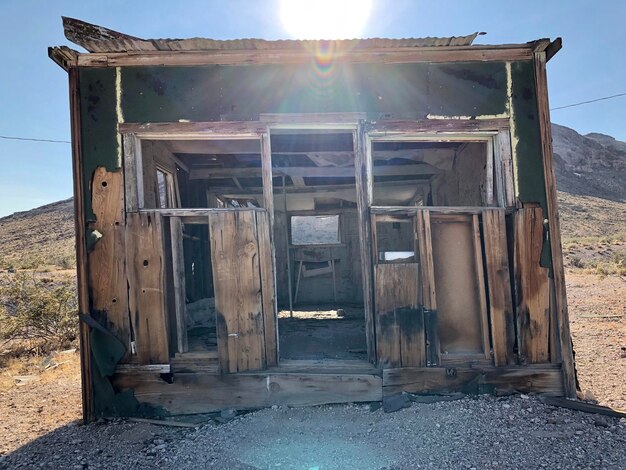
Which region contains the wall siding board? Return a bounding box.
[514,207,550,363]
[88,167,130,358]
[209,211,266,373]
[125,212,169,364]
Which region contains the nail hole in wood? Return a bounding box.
[143,259,149,267]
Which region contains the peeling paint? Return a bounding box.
[115,67,124,168]
[425,113,509,120]
[507,62,521,196]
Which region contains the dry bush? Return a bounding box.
[0,272,78,354]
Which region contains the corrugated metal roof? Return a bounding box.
[62,17,483,54]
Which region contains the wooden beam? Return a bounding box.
[76,45,535,68]
[68,66,92,423]
[367,119,509,134]
[189,163,440,180]
[533,51,576,398]
[119,121,266,138]
[48,46,79,72]
[545,38,562,62]
[113,371,382,415]
[383,366,564,396]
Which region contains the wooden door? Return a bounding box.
[209,210,276,373]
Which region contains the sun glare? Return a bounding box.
[280,0,373,40]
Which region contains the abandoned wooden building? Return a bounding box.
[50,17,576,420]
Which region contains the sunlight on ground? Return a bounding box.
[236,435,388,470]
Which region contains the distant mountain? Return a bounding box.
[0,124,624,268]
[552,123,626,201]
[0,198,75,269]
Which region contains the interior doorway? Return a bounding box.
[269,130,367,361]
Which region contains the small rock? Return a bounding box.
[383,393,411,413]
[220,408,237,420]
[594,417,609,428]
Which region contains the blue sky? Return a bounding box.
[0,0,624,217]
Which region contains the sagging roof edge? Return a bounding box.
[49,16,562,71]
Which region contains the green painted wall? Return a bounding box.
[78,61,510,218]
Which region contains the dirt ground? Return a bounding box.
[0,270,625,467]
[567,272,626,409]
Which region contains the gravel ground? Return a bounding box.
[2,395,625,469]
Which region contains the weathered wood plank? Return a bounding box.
[416,211,440,366]
[514,207,550,364]
[256,211,278,367]
[482,209,516,366]
[88,167,130,357]
[366,118,510,134]
[374,263,424,368]
[496,130,515,207]
[122,134,140,212]
[77,46,535,68]
[472,215,491,360]
[541,397,626,419]
[113,372,382,415]
[383,366,564,397]
[169,217,188,353]
[126,212,170,364]
[354,124,376,362]
[533,51,576,398]
[209,211,265,373]
[119,121,266,138]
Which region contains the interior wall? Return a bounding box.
[431,143,487,206]
[274,209,363,306]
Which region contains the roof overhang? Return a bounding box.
[49,17,562,71]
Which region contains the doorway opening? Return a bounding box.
[270,130,367,361]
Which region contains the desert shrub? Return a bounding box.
[569,256,585,268]
[0,272,78,352]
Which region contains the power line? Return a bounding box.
[0,135,71,144]
[551,92,626,111]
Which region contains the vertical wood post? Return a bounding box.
[260,132,279,363]
[533,51,576,397]
[68,67,92,423]
[354,123,376,362]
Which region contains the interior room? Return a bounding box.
[137,134,493,362]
